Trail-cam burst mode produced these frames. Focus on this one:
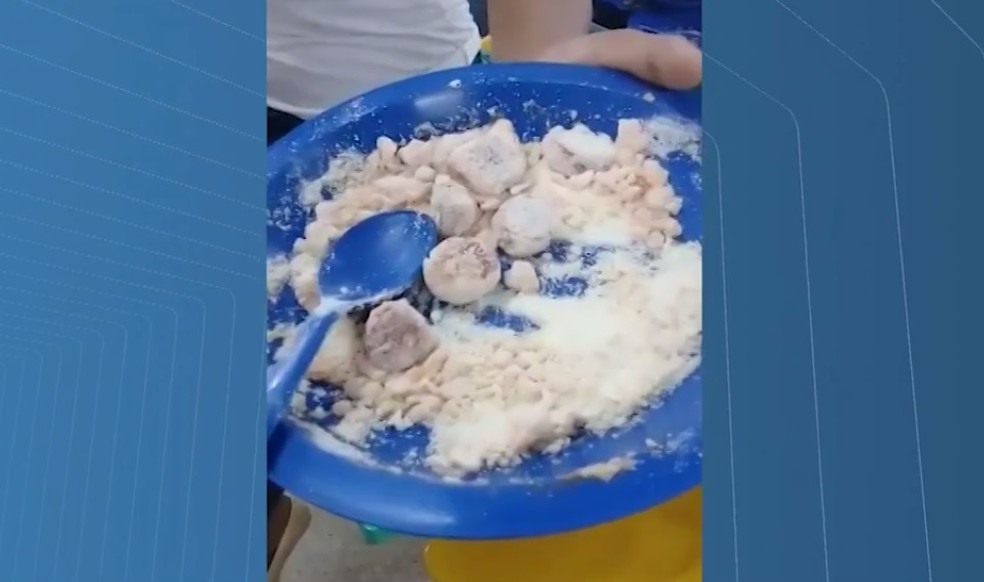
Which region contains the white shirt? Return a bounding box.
[267,0,481,119]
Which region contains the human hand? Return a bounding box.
[538,29,702,90]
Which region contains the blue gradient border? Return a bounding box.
[3,0,982,581]
[703,1,983,581]
[0,1,265,581]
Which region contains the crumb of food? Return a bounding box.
[266,255,290,299]
[266,322,295,343]
[430,174,480,237]
[541,123,617,176]
[414,165,437,182]
[447,119,527,198]
[503,260,539,294]
[490,194,552,258]
[399,139,435,169]
[276,317,361,385]
[562,456,637,482]
[274,116,701,476]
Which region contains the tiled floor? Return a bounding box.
[282,507,430,582]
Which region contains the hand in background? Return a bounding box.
[538,29,702,89]
[486,0,701,90]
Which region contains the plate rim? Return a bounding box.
[266,62,703,539]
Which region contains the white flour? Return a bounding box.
[645,116,702,162]
[269,117,702,476]
[266,254,290,299]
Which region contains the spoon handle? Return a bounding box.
[266,309,341,438]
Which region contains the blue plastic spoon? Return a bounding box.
[266,210,438,438]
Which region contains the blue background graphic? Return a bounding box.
[0,0,981,581]
[703,1,984,581]
[0,1,265,580]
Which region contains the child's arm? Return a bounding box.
[487,0,593,61]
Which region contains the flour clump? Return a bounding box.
[430,174,480,237]
[491,194,553,258]
[503,260,539,294]
[447,119,527,199]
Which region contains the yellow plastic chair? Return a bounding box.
[424,487,701,582]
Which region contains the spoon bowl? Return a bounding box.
[266,210,438,438]
[320,210,439,301]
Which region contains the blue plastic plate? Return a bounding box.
[267,63,702,539]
